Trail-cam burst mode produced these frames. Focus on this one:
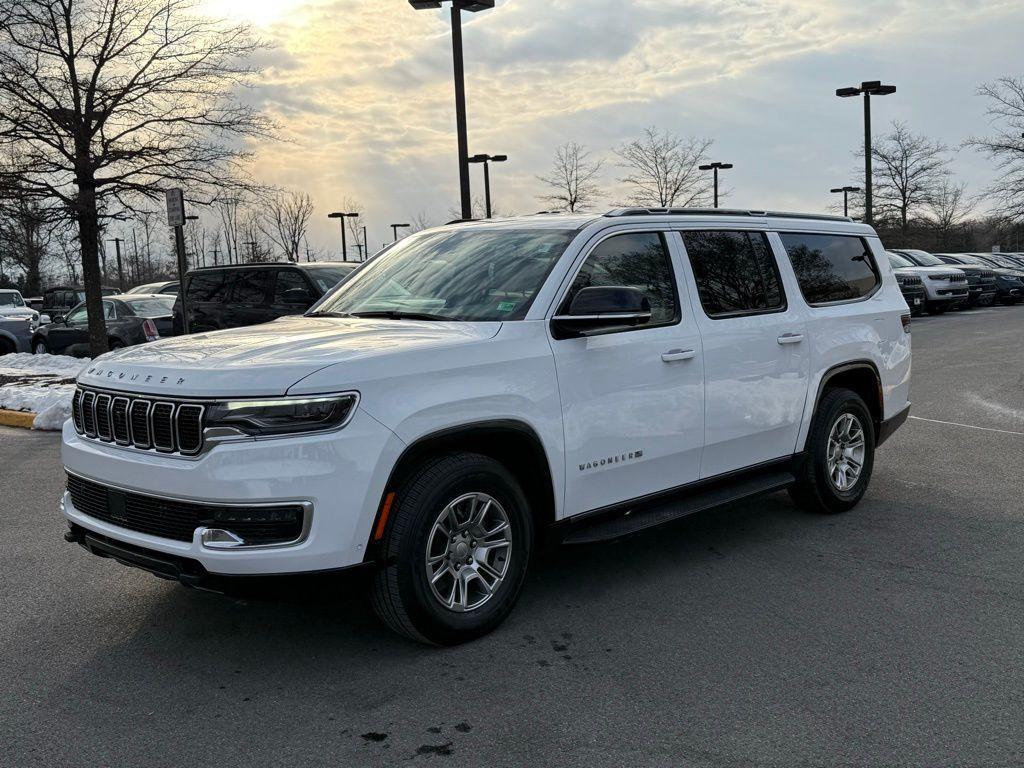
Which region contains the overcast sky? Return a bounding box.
[198,0,1023,254]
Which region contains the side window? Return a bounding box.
[187,272,228,302]
[66,305,88,324]
[229,270,270,304]
[562,232,678,326]
[780,233,880,305]
[682,230,785,317]
[103,301,116,319]
[273,270,314,304]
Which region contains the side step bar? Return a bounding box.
[561,468,796,545]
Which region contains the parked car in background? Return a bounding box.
[886,249,968,314]
[24,296,44,312]
[172,261,359,334]
[32,294,175,356]
[0,316,33,355]
[886,253,926,315]
[41,285,118,323]
[126,280,179,295]
[934,254,1020,306]
[0,288,40,328]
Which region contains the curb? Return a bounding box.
[0,409,36,429]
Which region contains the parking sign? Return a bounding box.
[165,188,185,227]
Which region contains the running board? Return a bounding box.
[561,469,796,545]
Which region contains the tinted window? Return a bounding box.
[307,266,357,294]
[563,232,677,326]
[229,270,271,303]
[682,231,784,317]
[104,301,116,319]
[66,305,88,324]
[187,272,228,302]
[781,234,880,305]
[274,270,314,304]
[0,292,24,307]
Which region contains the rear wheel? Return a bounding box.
[108,338,125,350]
[33,339,49,355]
[371,452,533,645]
[790,388,875,514]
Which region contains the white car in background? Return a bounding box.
[0,289,40,329]
[886,250,968,314]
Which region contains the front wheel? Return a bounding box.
[790,388,875,514]
[371,452,533,645]
[33,339,49,355]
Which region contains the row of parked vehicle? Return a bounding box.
[887,249,1024,315]
[4,246,1020,358]
[0,261,360,356]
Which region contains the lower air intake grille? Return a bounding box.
[66,474,305,545]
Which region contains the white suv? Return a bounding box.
[61,209,912,644]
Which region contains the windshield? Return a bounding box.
[308,266,357,294]
[125,297,175,317]
[312,229,576,321]
[0,292,25,307]
[887,253,914,268]
[902,250,944,267]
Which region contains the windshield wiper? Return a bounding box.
[308,311,353,318]
[349,310,449,321]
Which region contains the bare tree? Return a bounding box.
[966,77,1024,220]
[0,179,57,295]
[0,0,273,355]
[537,141,604,212]
[925,179,975,250]
[409,210,434,234]
[258,190,313,262]
[216,198,244,265]
[238,211,272,263]
[615,128,714,208]
[868,122,950,237]
[338,196,367,260]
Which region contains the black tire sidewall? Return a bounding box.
[809,390,875,510]
[386,455,533,644]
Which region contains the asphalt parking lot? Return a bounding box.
[2,306,1023,768]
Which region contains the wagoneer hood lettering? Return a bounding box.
[79,315,502,397]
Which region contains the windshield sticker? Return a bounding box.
[496,301,517,313]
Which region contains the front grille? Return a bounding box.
[74,386,206,456]
[898,275,922,286]
[67,474,305,545]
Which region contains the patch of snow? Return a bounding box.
[0,353,89,430]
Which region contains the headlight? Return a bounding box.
[204,393,358,437]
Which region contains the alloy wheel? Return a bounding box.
[827,413,866,491]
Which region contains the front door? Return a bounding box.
[676,229,809,479]
[549,230,705,518]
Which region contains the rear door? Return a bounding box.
[549,230,705,517]
[676,229,809,479]
[224,269,273,328]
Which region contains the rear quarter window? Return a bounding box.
[780,233,880,305]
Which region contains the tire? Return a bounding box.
[108,338,124,350]
[0,338,14,356]
[927,302,947,315]
[33,339,49,355]
[371,452,534,645]
[789,388,876,515]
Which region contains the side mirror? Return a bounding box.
[39,314,51,325]
[551,286,652,339]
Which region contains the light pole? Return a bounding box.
[468,154,507,218]
[328,211,359,261]
[391,223,411,243]
[409,0,495,220]
[362,225,369,260]
[836,80,896,226]
[698,162,733,209]
[830,186,861,217]
[107,238,125,291]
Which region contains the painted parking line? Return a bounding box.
[909,415,1024,436]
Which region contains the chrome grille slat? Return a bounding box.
[94,394,112,441]
[74,387,206,456]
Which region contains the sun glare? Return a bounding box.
[202,0,308,28]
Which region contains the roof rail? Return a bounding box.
[604,207,853,223]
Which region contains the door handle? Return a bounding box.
[777,333,804,345]
[661,349,696,362]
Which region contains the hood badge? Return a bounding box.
[85,367,186,386]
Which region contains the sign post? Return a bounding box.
[166,189,190,334]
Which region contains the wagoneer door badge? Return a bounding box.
[579,450,643,472]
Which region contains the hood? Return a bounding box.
[77,314,502,397]
[0,306,35,320]
[901,265,965,277]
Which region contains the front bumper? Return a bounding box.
[60,408,404,575]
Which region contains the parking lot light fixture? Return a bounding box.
[328,211,360,261]
[697,161,733,208]
[467,153,507,218]
[836,80,896,225]
[830,185,862,217]
[391,223,411,243]
[409,0,495,220]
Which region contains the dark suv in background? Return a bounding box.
[41,285,118,322]
[172,262,358,334]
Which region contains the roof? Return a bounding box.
[189,261,359,273]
